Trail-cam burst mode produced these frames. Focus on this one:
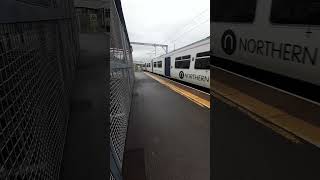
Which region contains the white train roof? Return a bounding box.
[149,36,210,62]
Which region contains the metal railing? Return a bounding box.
[0,0,79,179]
[109,0,134,179]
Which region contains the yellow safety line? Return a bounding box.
[145,72,210,109]
[213,80,320,147]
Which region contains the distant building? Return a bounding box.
[74,0,109,32]
[133,61,146,71]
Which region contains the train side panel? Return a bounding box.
[145,60,152,72]
[153,57,165,75]
[170,39,210,88]
[212,0,320,86]
[143,37,210,89]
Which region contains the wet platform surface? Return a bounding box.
[212,96,320,180]
[211,65,320,180]
[123,72,210,180]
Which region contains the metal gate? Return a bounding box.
[0,1,79,179]
[109,0,134,179]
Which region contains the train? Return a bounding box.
[211,0,320,86]
[143,37,210,89]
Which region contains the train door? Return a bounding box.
[151,60,153,72]
[165,57,171,77]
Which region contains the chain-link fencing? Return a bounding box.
[0,0,79,179]
[109,0,134,179]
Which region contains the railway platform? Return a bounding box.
[123,72,210,180]
[211,66,320,180]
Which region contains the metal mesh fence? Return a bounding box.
[110,173,116,180]
[16,0,51,7]
[109,0,134,179]
[0,1,79,179]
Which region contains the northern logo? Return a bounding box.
[179,71,184,79]
[221,29,237,55]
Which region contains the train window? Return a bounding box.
[175,59,190,69]
[195,57,210,70]
[196,51,211,57]
[271,0,320,25]
[195,51,210,69]
[153,62,157,67]
[212,0,257,22]
[157,61,162,68]
[175,57,182,60]
[182,55,191,59]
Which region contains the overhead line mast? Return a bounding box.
[131,42,169,56]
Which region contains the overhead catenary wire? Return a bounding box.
[162,8,209,44]
[134,17,209,60]
[169,18,209,45]
[132,8,209,61]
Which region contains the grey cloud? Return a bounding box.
[121,0,210,62]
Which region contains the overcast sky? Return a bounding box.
[121,0,210,63]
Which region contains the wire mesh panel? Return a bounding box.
[0,0,79,179]
[110,61,133,162]
[110,172,116,180]
[109,0,134,179]
[16,0,52,7]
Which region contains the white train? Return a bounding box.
[144,37,210,89]
[211,0,320,86]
